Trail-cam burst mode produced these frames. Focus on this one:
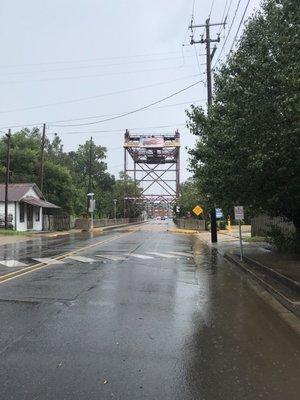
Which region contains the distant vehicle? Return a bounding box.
[156,216,161,220]
[161,216,166,220]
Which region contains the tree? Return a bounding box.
[187,0,300,242]
[0,129,76,214]
[43,161,76,214]
[0,128,41,183]
[177,178,207,218]
[66,138,115,216]
[111,173,143,218]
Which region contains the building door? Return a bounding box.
[27,205,33,229]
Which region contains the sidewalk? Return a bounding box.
[0,229,81,247]
[0,220,145,248]
[196,228,300,323]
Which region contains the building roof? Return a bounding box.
[0,183,44,202]
[21,196,60,209]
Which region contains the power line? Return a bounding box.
[50,80,203,128]
[0,74,199,114]
[229,0,251,52]
[208,0,215,18]
[45,98,205,126]
[0,50,195,69]
[0,64,195,88]
[0,80,203,130]
[212,0,242,69]
[0,54,196,78]
[47,123,187,136]
[218,0,231,35]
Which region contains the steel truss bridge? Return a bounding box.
[123,130,180,216]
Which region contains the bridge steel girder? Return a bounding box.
[123,130,180,217]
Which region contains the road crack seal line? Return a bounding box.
[0,231,134,284]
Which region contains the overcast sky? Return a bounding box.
[0,0,261,184]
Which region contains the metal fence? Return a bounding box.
[251,215,295,237]
[173,218,206,231]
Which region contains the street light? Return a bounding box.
[113,199,117,221]
[87,192,95,231]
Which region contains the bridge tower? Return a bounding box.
[123,130,180,217]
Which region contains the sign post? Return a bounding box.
[88,193,95,231]
[234,206,244,261]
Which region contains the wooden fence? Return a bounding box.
[173,218,206,231]
[251,215,295,237]
[43,214,71,231]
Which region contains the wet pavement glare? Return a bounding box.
[0,221,299,399]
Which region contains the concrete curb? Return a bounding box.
[243,254,300,293]
[168,227,200,234]
[224,252,300,322]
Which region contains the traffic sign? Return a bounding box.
[216,208,223,219]
[234,206,244,221]
[89,199,96,213]
[193,205,203,216]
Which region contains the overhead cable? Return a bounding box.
[45,98,205,126]
[229,0,251,52]
[50,80,203,128]
[212,0,242,69]
[0,74,199,114]
[0,80,203,130]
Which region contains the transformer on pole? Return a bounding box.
[123,130,180,217]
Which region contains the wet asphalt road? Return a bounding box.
[0,221,299,400]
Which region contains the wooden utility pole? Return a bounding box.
[189,18,225,244]
[5,129,11,230]
[87,136,93,213]
[39,123,46,192]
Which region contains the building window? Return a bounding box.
[35,207,40,222]
[20,203,25,222]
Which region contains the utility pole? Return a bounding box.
[87,137,93,213]
[39,123,46,192]
[5,129,11,230]
[113,199,117,221]
[189,18,225,244]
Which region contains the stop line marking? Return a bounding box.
[66,255,96,263]
[168,251,193,257]
[96,254,126,261]
[0,260,28,268]
[33,258,65,265]
[146,252,177,258]
[0,251,193,270]
[128,254,153,260]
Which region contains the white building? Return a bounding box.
[0,183,59,231]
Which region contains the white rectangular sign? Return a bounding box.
[234,206,244,221]
[139,136,164,148]
[89,199,96,213]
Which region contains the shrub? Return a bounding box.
[267,226,297,253]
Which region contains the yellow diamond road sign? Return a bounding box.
[193,205,203,216]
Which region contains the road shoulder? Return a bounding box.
[196,231,300,335]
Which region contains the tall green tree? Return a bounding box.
[177,178,207,218]
[187,0,300,240]
[66,138,115,216]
